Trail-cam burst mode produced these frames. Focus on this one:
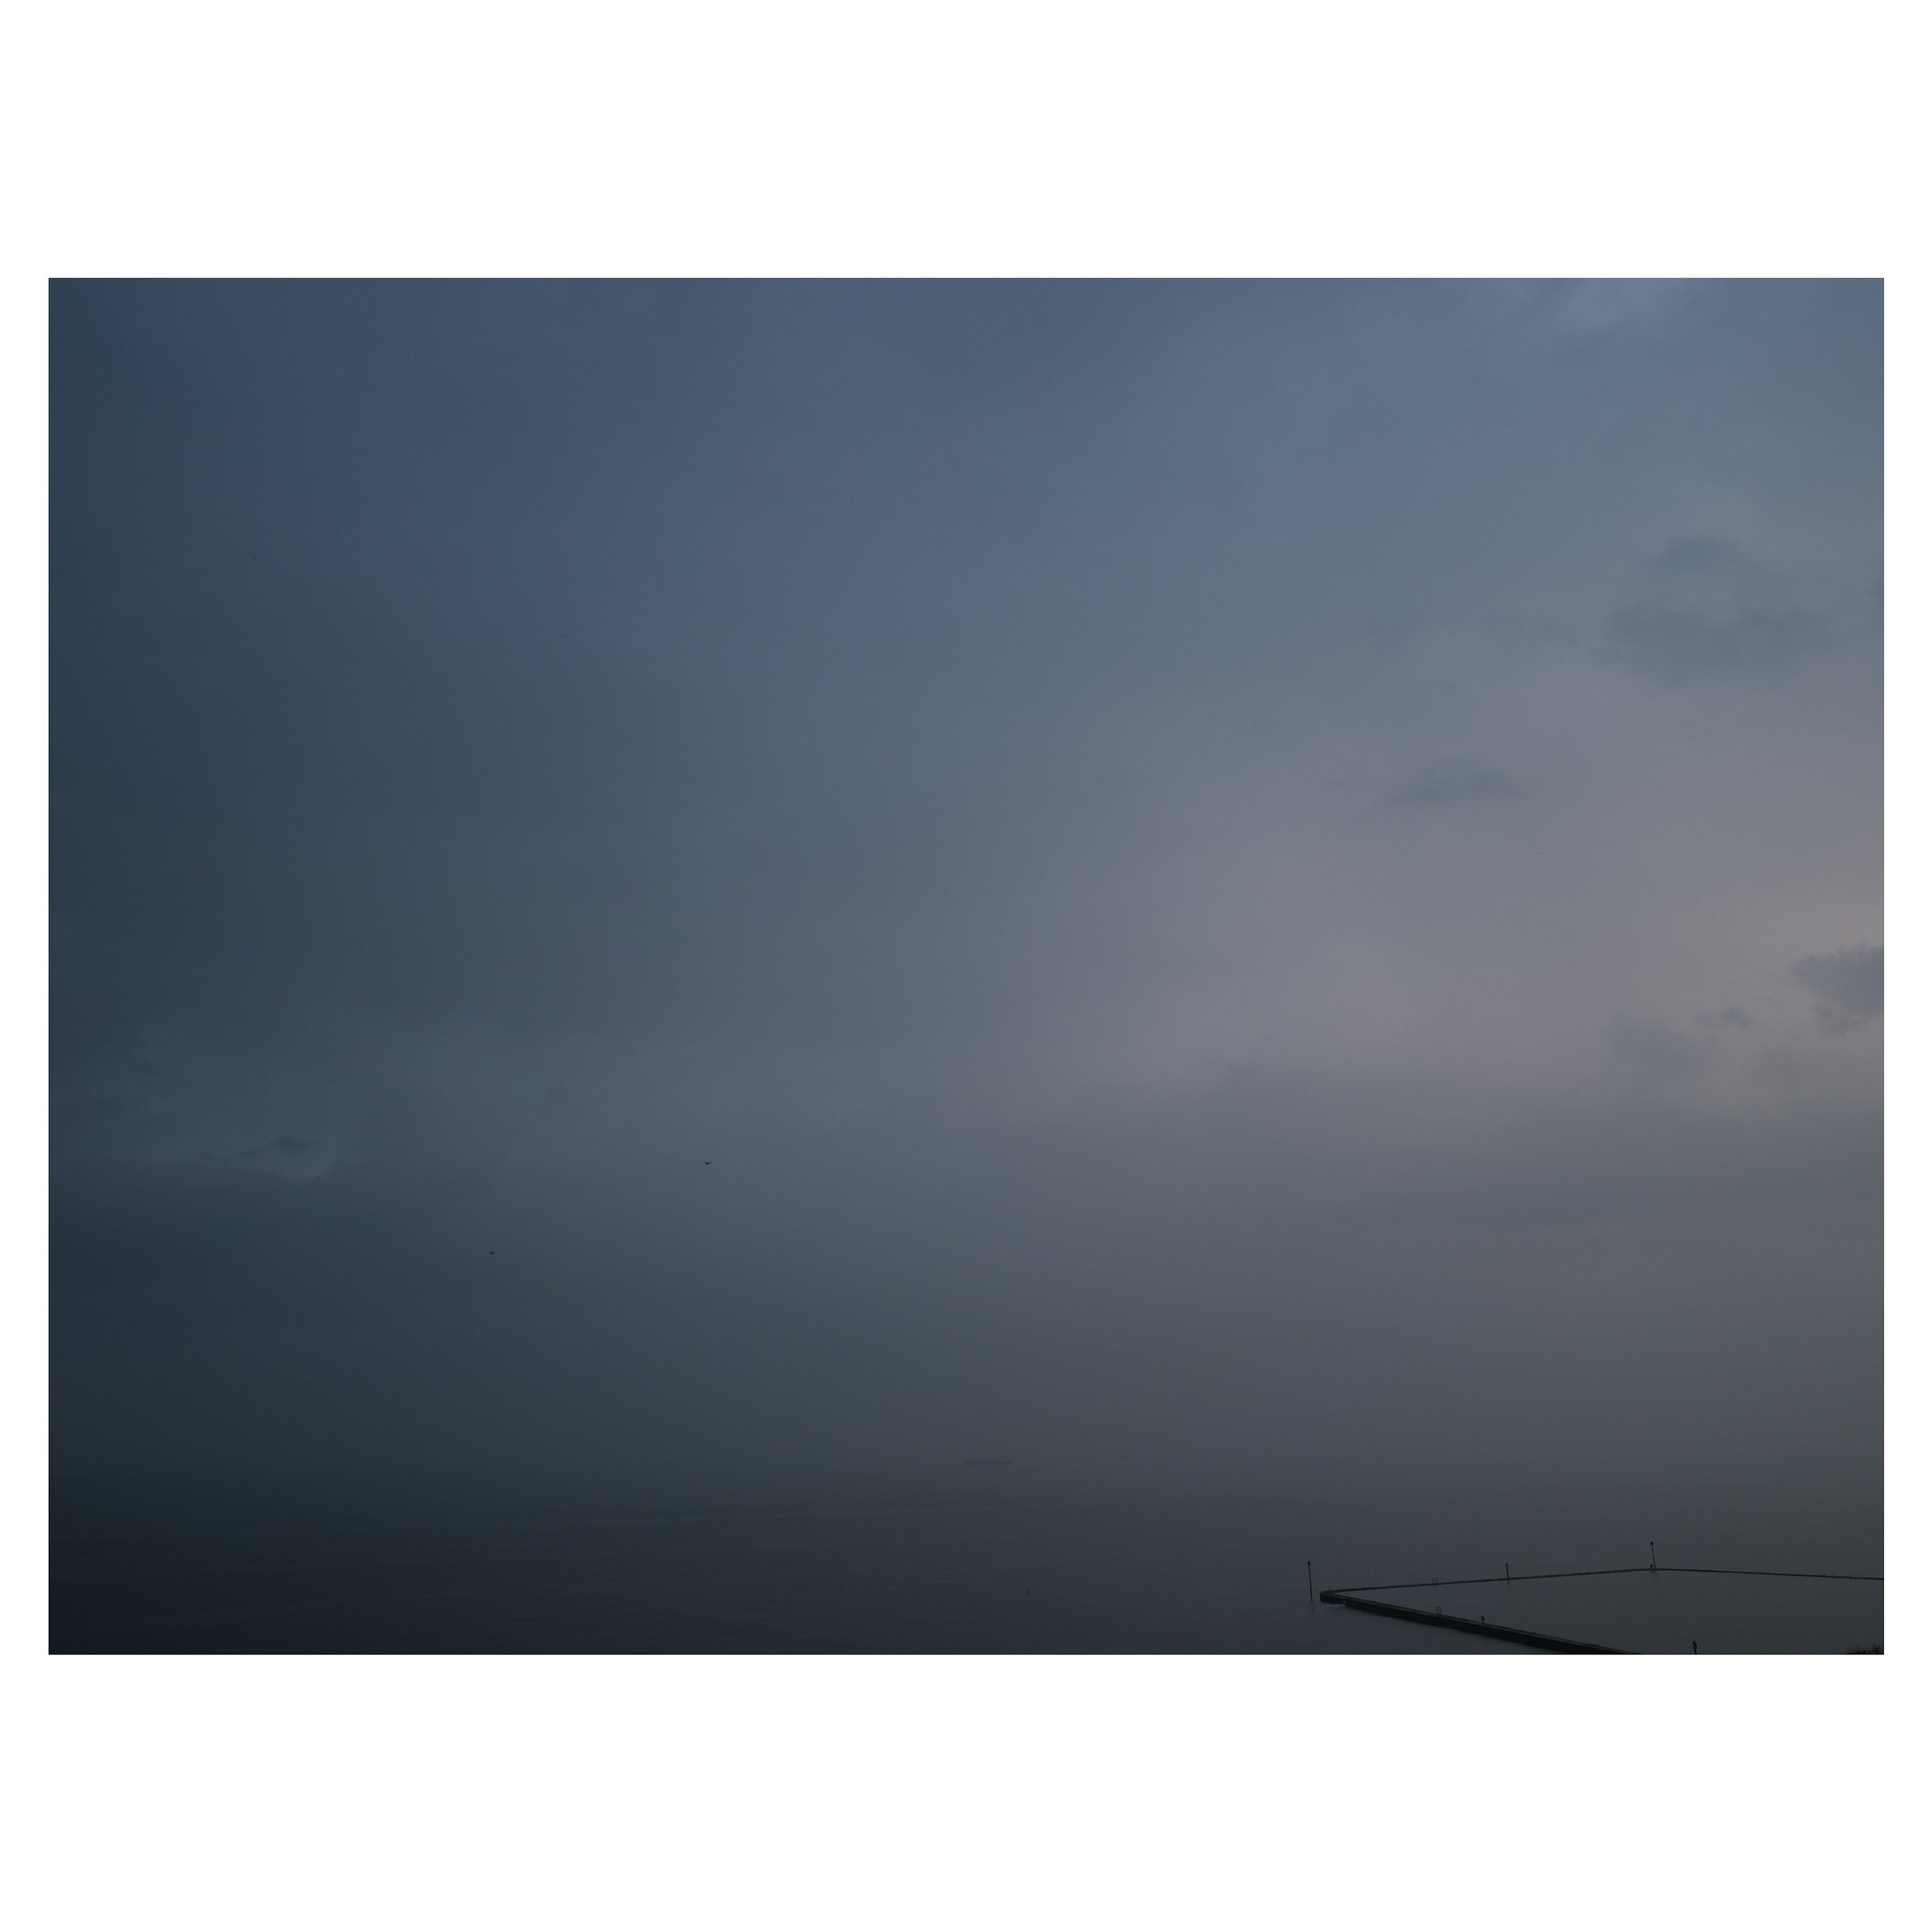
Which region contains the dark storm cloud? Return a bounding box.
[1791,944,1883,1032]
[50,280,1882,1500]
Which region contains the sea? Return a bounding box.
[49,1471,1882,1655]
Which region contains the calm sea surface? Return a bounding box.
[50,1475,1881,1654]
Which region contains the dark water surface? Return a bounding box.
[1358,1570,1881,1654]
[50,1474,1880,1654]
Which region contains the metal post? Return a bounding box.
[1306,1560,1314,1605]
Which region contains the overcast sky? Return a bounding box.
[50,281,1882,1503]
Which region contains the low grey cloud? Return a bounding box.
[219,1133,339,1179]
[1604,539,1828,682]
[1693,1006,1753,1031]
[1791,944,1883,1032]
[1389,757,1519,810]
[1602,1017,1706,1085]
